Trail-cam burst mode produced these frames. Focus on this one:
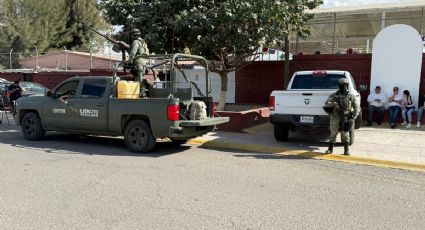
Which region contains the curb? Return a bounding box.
[187,138,425,172]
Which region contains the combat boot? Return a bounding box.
[325,143,334,154]
[343,143,349,155]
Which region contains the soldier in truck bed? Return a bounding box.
[128,28,150,86]
[323,78,360,155]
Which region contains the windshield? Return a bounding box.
[19,82,48,94]
[290,73,347,90]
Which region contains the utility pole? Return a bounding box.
[35,46,39,70]
[284,33,290,89]
[89,38,93,69]
[64,47,68,72]
[109,43,112,70]
[9,48,14,69]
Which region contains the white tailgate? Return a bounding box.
[273,90,335,115]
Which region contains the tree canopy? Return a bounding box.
[100,0,321,109]
[0,0,108,69]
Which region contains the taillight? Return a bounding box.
[269,96,275,111]
[313,70,327,76]
[167,104,179,121]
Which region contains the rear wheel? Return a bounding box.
[274,124,289,141]
[124,120,156,153]
[21,112,45,141]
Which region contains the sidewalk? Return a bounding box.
[191,123,425,171]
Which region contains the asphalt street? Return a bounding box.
[1,124,425,229]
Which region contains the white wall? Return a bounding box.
[175,69,235,103]
[371,24,423,107]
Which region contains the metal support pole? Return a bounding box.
[366,39,370,53]
[420,7,424,35]
[90,45,93,69]
[64,47,68,72]
[332,12,336,54]
[9,48,13,69]
[381,12,386,31]
[109,43,112,70]
[295,34,299,54]
[35,46,38,70]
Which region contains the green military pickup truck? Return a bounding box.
[14,54,229,153]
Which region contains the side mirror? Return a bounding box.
[358,84,368,92]
[46,90,53,97]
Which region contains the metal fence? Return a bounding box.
[290,5,425,55]
[0,44,121,71]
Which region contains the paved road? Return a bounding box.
[1,125,425,229]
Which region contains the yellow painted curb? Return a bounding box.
[187,138,425,172]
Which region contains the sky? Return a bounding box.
[322,0,419,8]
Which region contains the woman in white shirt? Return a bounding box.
[401,90,416,128]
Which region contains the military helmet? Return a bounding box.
[338,78,349,85]
[131,28,141,37]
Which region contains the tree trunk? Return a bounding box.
[217,72,228,111]
[284,34,290,89]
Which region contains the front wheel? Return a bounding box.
[124,120,156,153]
[21,112,45,141]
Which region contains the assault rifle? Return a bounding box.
[87,28,129,59]
[337,94,353,132]
[86,27,134,75]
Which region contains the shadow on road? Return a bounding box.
[0,124,191,158]
[193,129,336,160]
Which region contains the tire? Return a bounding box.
[274,124,289,142]
[124,120,156,153]
[354,112,362,129]
[21,112,45,141]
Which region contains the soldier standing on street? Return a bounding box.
[323,78,360,155]
[128,28,150,84]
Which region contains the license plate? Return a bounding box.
[300,116,314,124]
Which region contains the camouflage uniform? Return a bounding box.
[323,78,360,155]
[129,29,150,83]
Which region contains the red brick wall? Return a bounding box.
[235,54,373,105]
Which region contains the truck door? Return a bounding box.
[71,79,109,132]
[42,80,81,130]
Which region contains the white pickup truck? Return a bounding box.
[269,70,362,142]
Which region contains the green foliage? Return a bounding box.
[0,0,108,68]
[100,0,321,108]
[100,0,320,72]
[61,0,109,50]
